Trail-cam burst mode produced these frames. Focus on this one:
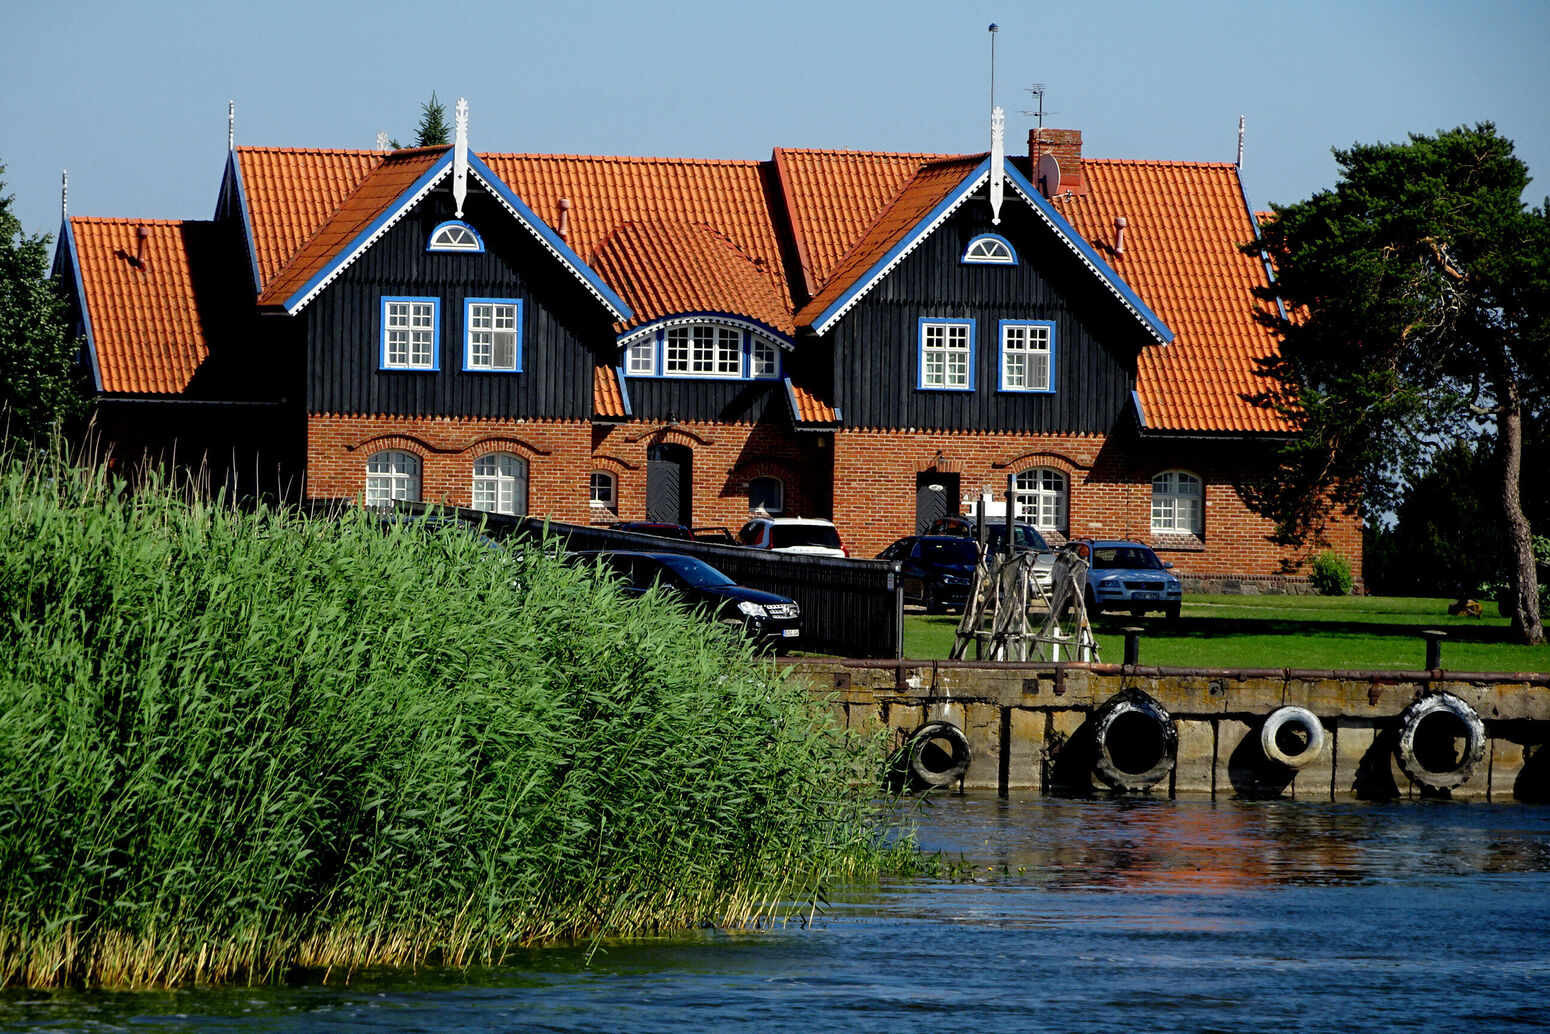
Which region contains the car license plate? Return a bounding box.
[782,628,800,638]
[1133,592,1157,600]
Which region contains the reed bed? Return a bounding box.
[0,455,899,988]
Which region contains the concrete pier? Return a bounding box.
[786,660,1550,800]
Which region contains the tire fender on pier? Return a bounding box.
[907,721,972,788]
[1259,706,1327,770]
[1395,692,1487,791]
[1092,690,1177,792]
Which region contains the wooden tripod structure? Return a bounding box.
[949,547,1100,662]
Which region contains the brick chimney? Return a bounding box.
[1028,128,1086,196]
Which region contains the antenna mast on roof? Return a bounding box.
[988,23,999,113]
[228,101,234,152]
[1237,115,1245,170]
[60,171,67,221]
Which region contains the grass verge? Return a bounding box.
[0,454,902,988]
[904,594,1549,671]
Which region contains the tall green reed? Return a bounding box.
[0,452,896,988]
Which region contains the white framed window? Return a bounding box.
[471,453,527,515]
[1013,467,1068,534]
[381,297,439,370]
[465,299,522,372]
[962,234,1017,265]
[999,321,1054,392]
[427,220,484,252]
[918,318,974,390]
[664,325,742,377]
[751,338,779,379]
[625,339,656,376]
[748,476,784,514]
[590,470,617,511]
[365,450,420,507]
[1152,470,1203,534]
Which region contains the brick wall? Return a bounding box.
[831,427,1363,582]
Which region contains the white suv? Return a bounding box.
[737,517,848,557]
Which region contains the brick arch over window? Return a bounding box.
[991,448,1092,476]
[349,432,439,456]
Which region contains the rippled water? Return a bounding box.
[6,795,1550,1032]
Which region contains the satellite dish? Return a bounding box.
[1037,153,1062,197]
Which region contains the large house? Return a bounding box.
[55,102,1361,585]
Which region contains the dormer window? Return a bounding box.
[621,320,783,381]
[427,220,484,252]
[962,233,1017,265]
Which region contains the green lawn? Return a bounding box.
[902,594,1550,673]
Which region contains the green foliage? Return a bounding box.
[1309,551,1354,596]
[0,163,87,449]
[388,93,450,150]
[0,454,897,988]
[1364,440,1499,597]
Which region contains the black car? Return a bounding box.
[926,514,1052,552]
[611,521,695,541]
[572,550,802,649]
[877,535,981,613]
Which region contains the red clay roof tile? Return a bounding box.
[237,148,384,291]
[787,381,839,424]
[593,365,627,419]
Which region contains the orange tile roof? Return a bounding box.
[236,148,383,291]
[257,148,447,309]
[773,148,956,298]
[589,220,793,335]
[67,218,236,394]
[1053,160,1288,433]
[480,153,793,316]
[593,365,628,419]
[794,156,985,328]
[786,381,839,425]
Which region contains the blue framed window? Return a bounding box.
[427,220,484,252]
[622,322,782,381]
[963,233,1017,265]
[998,320,1055,392]
[917,318,974,391]
[380,297,439,370]
[464,298,522,372]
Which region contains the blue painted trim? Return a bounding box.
[962,232,1018,265]
[996,319,1057,394]
[427,219,485,253]
[614,366,633,417]
[915,316,976,392]
[225,152,263,296]
[462,297,523,372]
[465,153,632,320]
[284,159,451,312]
[1235,168,1289,325]
[1131,390,1149,429]
[617,312,795,352]
[1000,162,1173,345]
[621,318,785,381]
[379,296,440,371]
[60,221,102,392]
[811,157,993,334]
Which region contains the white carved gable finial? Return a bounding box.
[453,97,469,219]
[989,105,1005,225]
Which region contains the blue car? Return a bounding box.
[877,535,981,613]
[1068,539,1183,619]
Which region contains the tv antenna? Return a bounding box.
[1022,84,1058,132]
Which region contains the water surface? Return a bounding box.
[6,795,1548,1032]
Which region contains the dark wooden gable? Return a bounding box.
[824,191,1154,433]
[303,179,617,420]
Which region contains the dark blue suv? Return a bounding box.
[1068,539,1183,619]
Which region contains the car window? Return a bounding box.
[738,522,762,546]
[919,539,979,565]
[1091,547,1162,570]
[658,554,737,588]
[770,524,841,549]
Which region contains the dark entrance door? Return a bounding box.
[646,443,693,526]
[915,470,959,534]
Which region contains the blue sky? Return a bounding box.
[3,0,1546,250]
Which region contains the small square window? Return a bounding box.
[381,298,439,370]
[919,319,973,390]
[465,299,522,371]
[999,321,1054,392]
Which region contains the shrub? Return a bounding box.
[0,454,898,987]
[1309,550,1354,596]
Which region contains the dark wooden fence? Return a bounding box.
[397,506,904,658]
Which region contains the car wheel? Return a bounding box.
[1164,602,1181,621]
[923,583,944,614]
[1084,586,1101,619]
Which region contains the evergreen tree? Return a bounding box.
[387,92,450,150]
[0,163,87,450]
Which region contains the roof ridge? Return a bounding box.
[1083,158,1240,169]
[235,145,382,157]
[481,151,764,167]
[70,216,201,226]
[775,147,964,160]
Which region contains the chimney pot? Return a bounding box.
[1113,215,1127,256]
[557,197,571,241]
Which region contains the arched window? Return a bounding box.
[471,453,528,515]
[1152,470,1203,534]
[427,220,484,252]
[748,476,784,515]
[962,233,1017,265]
[365,450,420,507]
[1012,467,1068,534]
[590,470,617,512]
